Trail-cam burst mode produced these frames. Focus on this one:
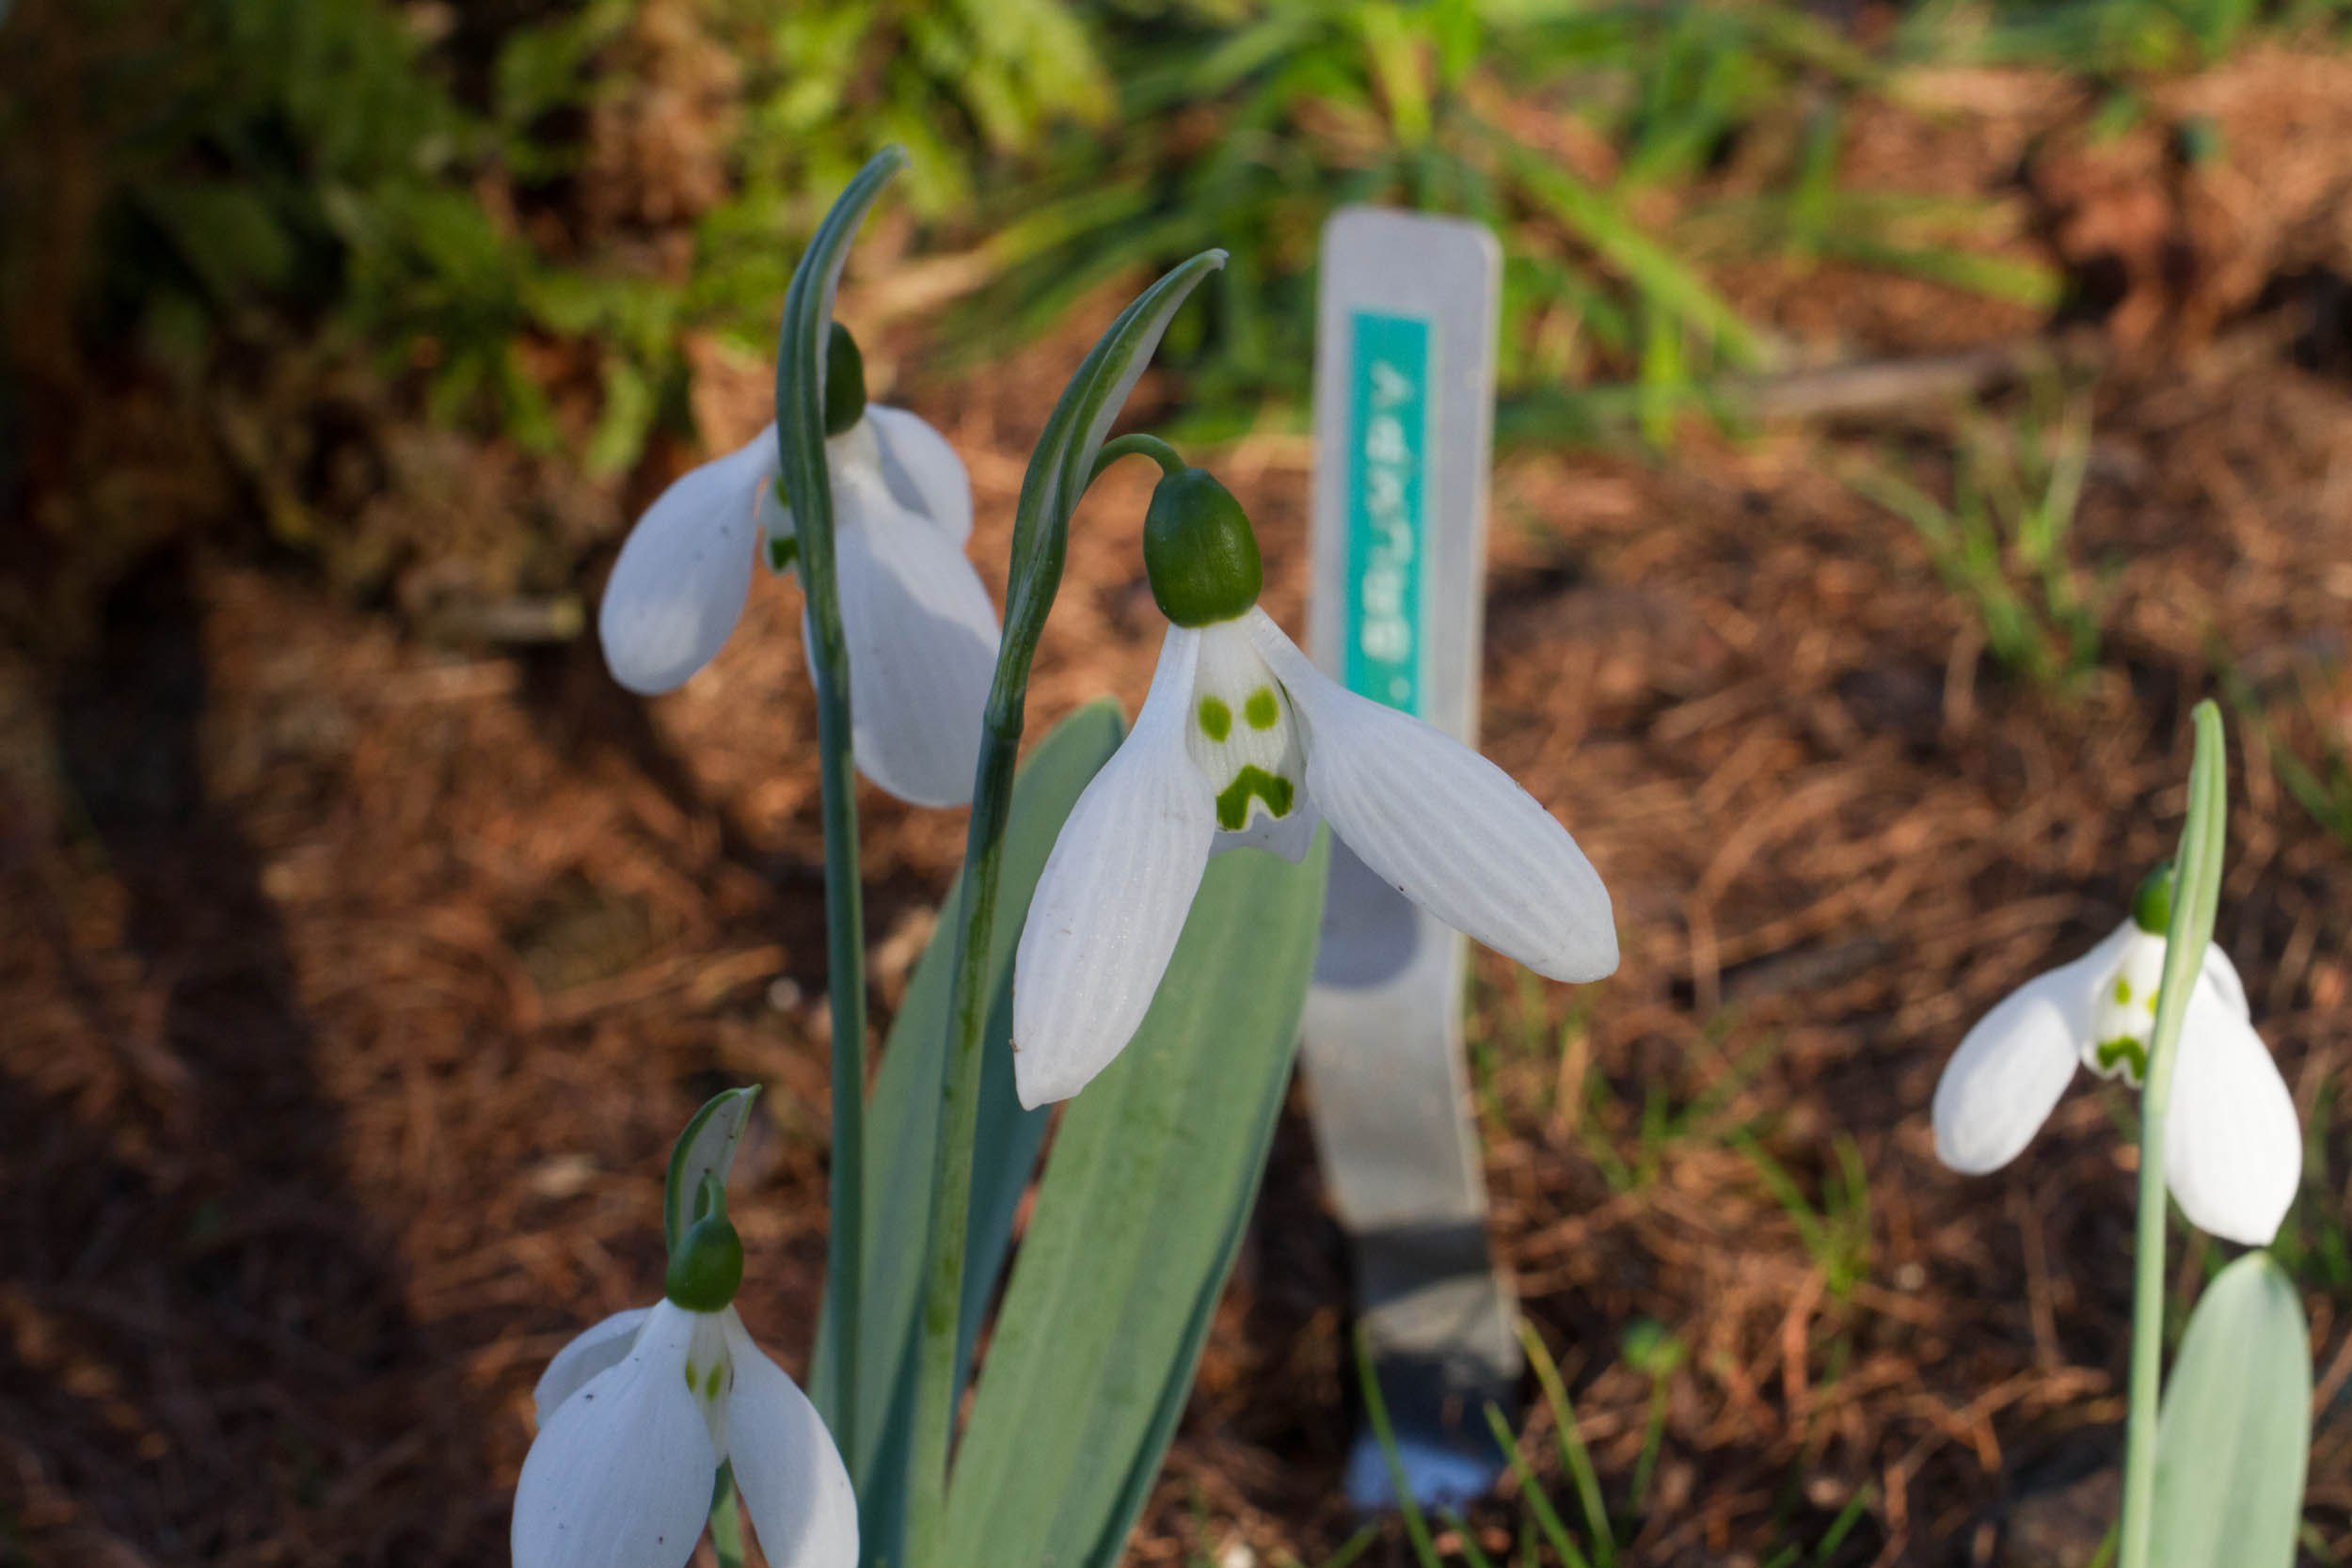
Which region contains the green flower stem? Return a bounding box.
[899,404,1077,1568]
[900,252,1226,1568]
[775,146,907,1481]
[805,598,866,1468]
[2119,699,2229,1568]
[1091,432,1187,482]
[901,707,1022,1568]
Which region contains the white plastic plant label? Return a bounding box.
[1303,206,1518,1509]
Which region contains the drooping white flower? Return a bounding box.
[1009,465,1615,1108]
[597,371,999,807]
[512,1221,855,1568]
[1931,914,2300,1246]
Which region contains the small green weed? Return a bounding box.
[1347,1321,1883,1564]
[2219,658,2352,854]
[1847,378,2105,691]
[1756,1482,1876,1567]
[1732,1132,1874,1299]
[1577,1024,1775,1193]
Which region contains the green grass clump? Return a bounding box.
[1346,1319,1878,1564]
[1848,376,2106,691]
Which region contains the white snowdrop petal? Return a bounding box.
[1012,626,1217,1107]
[2165,974,2300,1245]
[1931,957,2096,1175]
[866,404,974,545]
[720,1312,859,1568]
[599,431,774,695]
[814,477,1000,807]
[512,1300,717,1568]
[2201,942,2249,1020]
[532,1307,653,1427]
[1243,610,1615,983]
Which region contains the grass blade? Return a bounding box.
[1519,1320,1614,1567]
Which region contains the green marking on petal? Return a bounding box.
[1198,696,1232,742]
[685,1360,699,1392]
[2095,1037,2148,1084]
[704,1361,724,1401]
[1244,687,1279,731]
[2114,976,2132,1005]
[1215,765,1295,831]
[767,533,799,574]
[2145,993,2159,1015]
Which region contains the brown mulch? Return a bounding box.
[7,45,2352,1568]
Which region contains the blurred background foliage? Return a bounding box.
[2,0,2347,637]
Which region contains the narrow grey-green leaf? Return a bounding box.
[663,1085,760,1257]
[2151,1250,2312,1568]
[942,832,1330,1567]
[809,701,1126,1561]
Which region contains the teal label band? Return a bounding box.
[1344,310,1431,713]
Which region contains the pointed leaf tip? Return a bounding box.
[664,1085,761,1257]
[1020,250,1230,570]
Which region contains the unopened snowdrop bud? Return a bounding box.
[1142,466,1263,626]
[1010,451,1615,1108]
[823,323,866,438]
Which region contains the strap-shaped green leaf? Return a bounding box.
[2151,1250,2312,1568]
[663,1085,760,1258]
[807,700,1126,1564]
[941,832,1330,1566]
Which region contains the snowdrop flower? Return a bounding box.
[513,1185,855,1568]
[1931,867,2300,1245]
[1011,463,1616,1108]
[597,324,999,807]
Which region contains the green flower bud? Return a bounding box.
[663,1176,744,1312]
[824,322,866,438]
[2132,859,2175,936]
[1142,467,1263,627]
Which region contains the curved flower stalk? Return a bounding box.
[1010,454,1616,1108]
[597,325,1000,808]
[1931,867,2300,1245]
[513,1180,856,1568]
